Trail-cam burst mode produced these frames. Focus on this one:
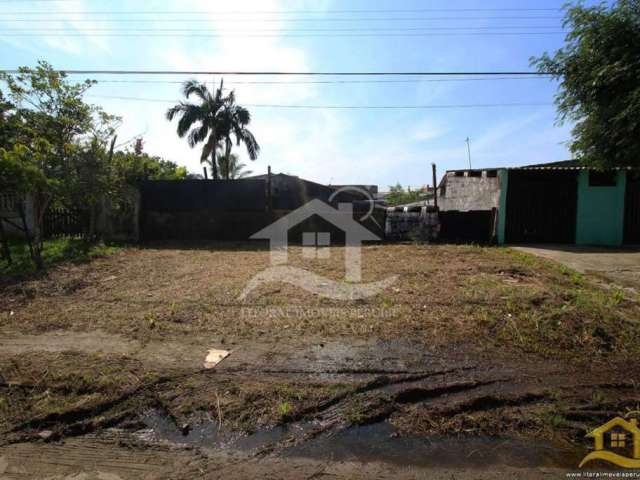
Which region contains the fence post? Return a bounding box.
[0,217,11,263]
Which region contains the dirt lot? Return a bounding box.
[1,243,639,478]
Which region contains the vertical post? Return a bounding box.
[466,137,472,169]
[0,217,11,263]
[203,166,208,180]
[432,163,438,209]
[267,165,273,213]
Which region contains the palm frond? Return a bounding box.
[234,127,260,160]
[182,80,211,103]
[234,106,251,125]
[187,123,209,148]
[176,103,206,138]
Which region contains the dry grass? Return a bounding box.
[1,243,638,359]
[0,351,154,434]
[2,243,640,446]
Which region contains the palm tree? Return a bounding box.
[218,152,253,179]
[165,80,227,179]
[219,90,260,171]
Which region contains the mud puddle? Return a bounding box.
[138,411,316,452]
[139,411,584,469]
[286,422,585,469]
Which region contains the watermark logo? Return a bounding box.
[239,189,396,301]
[579,413,640,469]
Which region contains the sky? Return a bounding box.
[0,0,599,189]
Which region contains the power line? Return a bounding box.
[0,17,565,23]
[0,69,551,76]
[0,7,564,13]
[0,16,564,22]
[0,31,566,37]
[2,25,565,32]
[86,94,553,109]
[90,76,554,85]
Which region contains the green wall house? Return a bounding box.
[495,161,638,247]
[575,170,626,246]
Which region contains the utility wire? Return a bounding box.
[0,17,565,23]
[90,76,554,85]
[86,94,552,109]
[1,26,565,31]
[0,70,550,76]
[0,7,564,13]
[0,16,564,22]
[0,32,566,37]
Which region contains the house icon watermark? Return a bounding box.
[579,414,640,469]
[239,195,396,301]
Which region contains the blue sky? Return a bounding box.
[1,0,597,189]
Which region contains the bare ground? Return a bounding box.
[1,243,639,478]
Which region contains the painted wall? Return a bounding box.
[575,170,626,246]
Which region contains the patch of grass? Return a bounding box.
[0,351,153,433]
[462,249,640,358]
[277,401,291,417]
[0,238,121,277]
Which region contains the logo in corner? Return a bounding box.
[239,190,396,301]
[579,413,640,469]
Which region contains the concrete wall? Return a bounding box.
[576,170,626,246]
[0,193,35,239]
[438,170,501,212]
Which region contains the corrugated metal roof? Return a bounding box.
[445,160,638,173]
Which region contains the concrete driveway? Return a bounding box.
[512,245,640,290]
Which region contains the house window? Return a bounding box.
[589,171,617,187]
[611,432,626,448]
[302,232,330,259]
[486,170,498,178]
[454,171,464,177]
[468,170,482,178]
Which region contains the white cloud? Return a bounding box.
[410,118,448,142]
[0,0,112,55]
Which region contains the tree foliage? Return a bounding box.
[218,152,253,179]
[531,0,640,168]
[166,80,259,179]
[0,61,187,268]
[385,183,429,206]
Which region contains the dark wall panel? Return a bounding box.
[439,210,495,243]
[505,170,578,244]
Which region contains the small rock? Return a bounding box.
[180,423,191,436]
[38,430,53,440]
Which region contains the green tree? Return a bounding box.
[218,90,260,177]
[385,183,426,206]
[218,152,253,179]
[166,80,228,180]
[531,0,640,168]
[0,61,119,266]
[111,150,188,184]
[0,142,54,268]
[166,80,259,179]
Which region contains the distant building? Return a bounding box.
[438,160,639,246]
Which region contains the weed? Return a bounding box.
[278,401,291,417]
[607,288,625,307]
[592,389,608,406]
